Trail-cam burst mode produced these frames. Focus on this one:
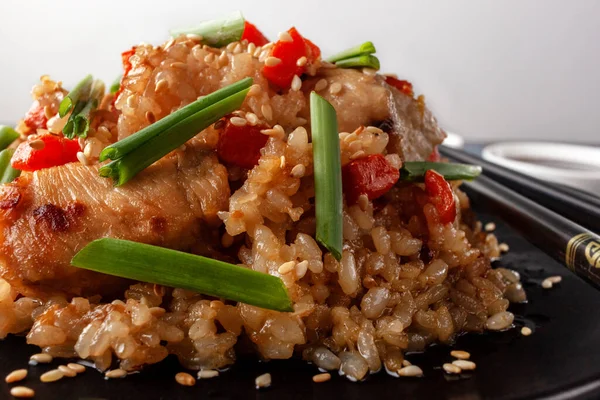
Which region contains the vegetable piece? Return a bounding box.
[100,77,252,162]
[110,75,122,94]
[100,88,250,186]
[262,27,321,89]
[342,154,399,205]
[216,119,268,169]
[0,149,20,184]
[241,21,269,46]
[63,79,105,139]
[170,11,245,47]
[23,101,48,131]
[11,134,80,172]
[310,92,342,260]
[112,47,137,105]
[334,54,380,70]
[385,76,414,97]
[424,169,456,224]
[0,126,20,151]
[71,238,293,312]
[400,161,482,182]
[326,41,376,63]
[59,75,93,118]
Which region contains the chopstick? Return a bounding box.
[462,174,600,289]
[439,145,600,234]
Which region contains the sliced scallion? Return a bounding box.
[110,75,122,94]
[0,125,20,151]
[326,41,376,63]
[100,87,250,186]
[400,161,482,182]
[63,79,105,139]
[59,74,94,117]
[170,11,245,48]
[0,149,20,184]
[310,92,343,260]
[71,238,293,312]
[100,77,252,162]
[334,55,380,70]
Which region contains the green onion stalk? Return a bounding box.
[170,11,246,48]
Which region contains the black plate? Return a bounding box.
[2,210,600,400]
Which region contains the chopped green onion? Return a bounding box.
[110,75,122,94]
[71,238,293,312]
[334,55,380,70]
[100,87,250,186]
[170,11,245,48]
[0,149,20,184]
[59,74,94,117]
[326,41,376,63]
[0,126,20,151]
[400,161,482,182]
[100,77,252,162]
[63,79,105,139]
[310,92,343,261]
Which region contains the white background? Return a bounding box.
[1,0,598,142]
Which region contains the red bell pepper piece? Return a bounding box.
[262,27,321,89]
[112,47,137,106]
[241,21,269,46]
[424,169,456,224]
[385,76,414,97]
[23,101,48,131]
[342,154,400,205]
[11,134,81,172]
[216,118,269,169]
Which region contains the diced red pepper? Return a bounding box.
[428,146,441,162]
[424,169,456,224]
[216,118,269,169]
[112,47,137,106]
[11,134,81,172]
[342,154,400,205]
[262,27,321,89]
[23,101,48,131]
[385,76,414,97]
[241,21,269,46]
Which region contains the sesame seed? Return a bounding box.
[198,370,219,379]
[58,365,77,378]
[485,222,496,232]
[218,51,228,65]
[261,104,273,121]
[149,307,166,317]
[349,150,366,160]
[226,42,237,52]
[295,260,309,279]
[44,105,54,119]
[67,363,86,373]
[315,79,328,92]
[499,243,510,252]
[312,372,331,383]
[261,125,285,139]
[40,369,64,383]
[452,360,476,370]
[296,117,308,125]
[164,38,175,50]
[255,373,272,389]
[443,363,461,374]
[105,369,127,379]
[291,164,306,178]
[357,195,369,211]
[233,43,243,54]
[450,350,470,360]
[278,261,296,274]
[329,82,342,95]
[204,53,215,63]
[145,111,156,123]
[155,79,169,92]
[186,33,203,40]
[402,360,412,367]
[258,50,269,62]
[169,62,187,69]
[398,365,423,377]
[29,353,52,364]
[385,154,403,170]
[521,326,533,336]
[253,46,262,58]
[246,112,259,126]
[126,95,136,108]
[265,57,282,67]
[247,43,256,55]
[548,275,562,284]
[221,233,234,248]
[76,152,89,166]
[362,68,377,76]
[365,126,384,135]
[10,386,35,398]
[541,279,553,289]
[175,372,196,386]
[5,369,27,383]
[280,155,286,168]
[296,56,308,67]
[291,75,302,91]
[262,42,274,50]
[248,84,261,97]
[230,117,247,127]
[278,31,293,42]
[28,139,45,150]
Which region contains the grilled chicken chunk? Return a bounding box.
[0,143,229,299]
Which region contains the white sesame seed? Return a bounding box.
[315,79,328,92]
[164,38,175,50]
[233,43,243,54]
[278,261,296,274]
[155,79,169,92]
[548,275,562,284]
[349,150,366,160]
[450,350,470,360]
[230,116,247,127]
[77,151,89,166]
[296,117,308,125]
[247,43,256,55]
[452,360,476,370]
[312,372,331,383]
[443,363,461,374]
[246,112,259,126]
[398,365,423,377]
[357,195,369,211]
[258,50,269,62]
[521,326,533,336]
[105,369,127,379]
[175,372,195,386]
[43,105,54,119]
[186,33,203,40]
[291,164,306,178]
[218,51,228,65]
[262,42,274,50]
[253,46,262,58]
[169,62,187,69]
[365,126,384,135]
[280,155,286,168]
[485,222,496,231]
[10,386,35,398]
[295,260,309,279]
[329,82,342,95]
[499,243,510,252]
[291,75,302,91]
[126,95,137,108]
[261,125,285,139]
[5,369,28,383]
[248,84,261,97]
[278,31,293,42]
[296,56,308,67]
[40,369,64,383]
[261,104,273,121]
[542,279,553,289]
[226,42,237,52]
[255,373,272,389]
[58,365,77,378]
[402,360,412,367]
[67,363,86,373]
[265,57,282,67]
[198,370,219,379]
[204,53,215,63]
[362,68,377,76]
[29,353,52,364]
[28,139,45,150]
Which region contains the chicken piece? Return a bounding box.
[0,143,230,299]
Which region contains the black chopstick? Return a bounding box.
[439,145,600,234]
[463,174,600,289]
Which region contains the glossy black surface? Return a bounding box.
[1,211,600,400]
